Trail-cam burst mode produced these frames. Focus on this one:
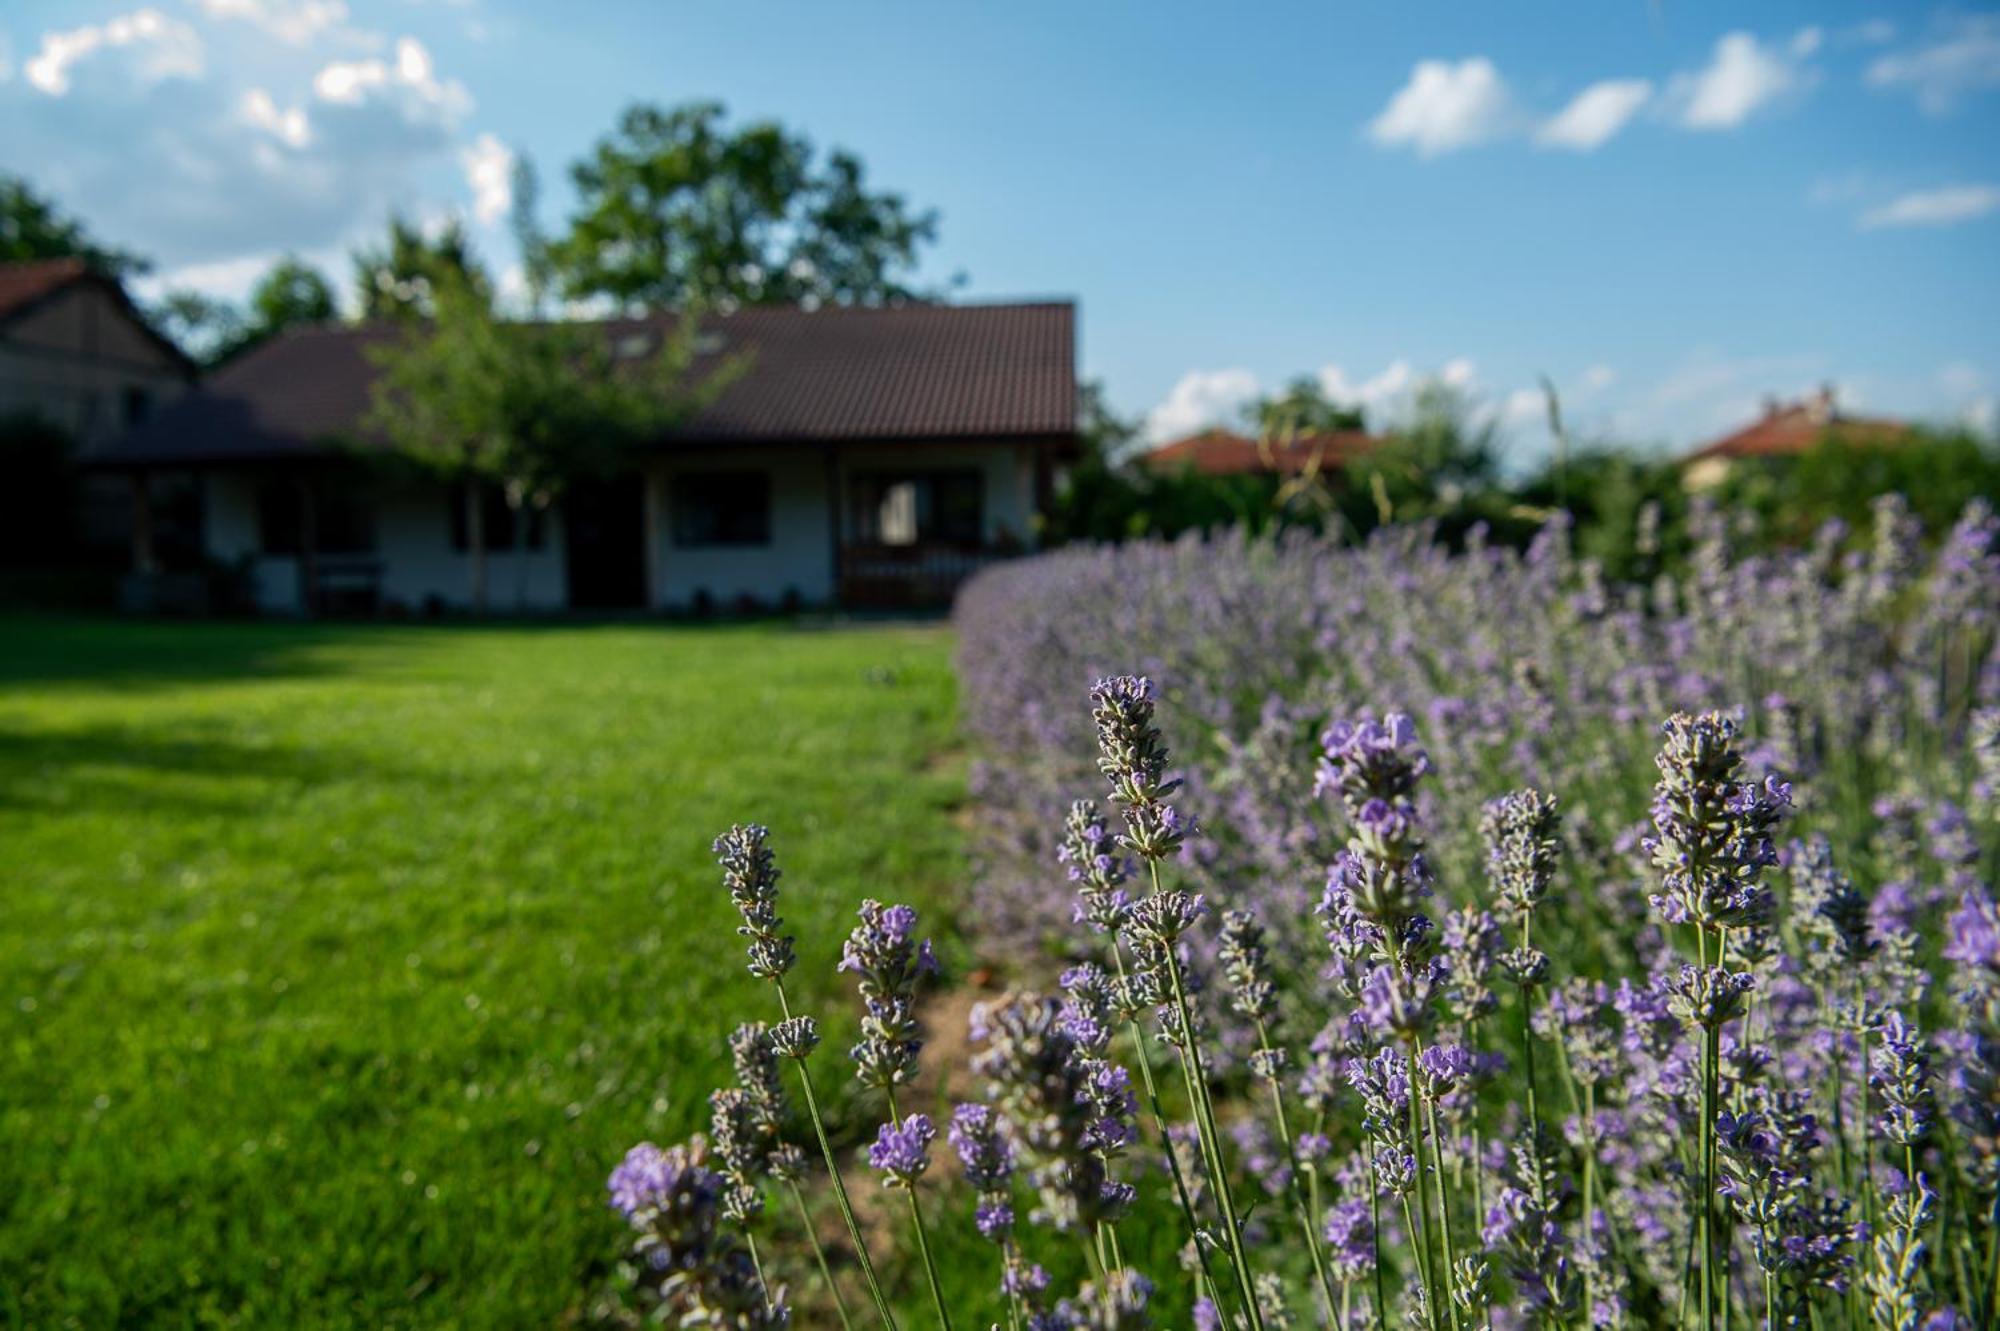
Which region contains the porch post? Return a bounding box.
[296,473,319,618]
[824,445,843,609]
[129,471,158,574]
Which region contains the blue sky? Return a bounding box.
[4,1,1997,458]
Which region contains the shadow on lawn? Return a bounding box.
[0,614,396,692]
[0,719,421,817]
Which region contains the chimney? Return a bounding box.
[1761,394,1781,420]
[1809,382,1836,423]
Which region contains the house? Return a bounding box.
[90,300,1078,614]
[1683,386,1910,489]
[1139,427,1379,477]
[0,258,195,442]
[1,259,198,563]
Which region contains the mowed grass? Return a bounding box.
[0,616,970,1329]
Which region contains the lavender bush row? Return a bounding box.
[607,663,1999,1328]
[953,498,1998,963]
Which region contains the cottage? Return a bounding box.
[91,300,1077,614]
[0,258,195,443]
[1138,426,1379,476]
[1682,386,1910,489]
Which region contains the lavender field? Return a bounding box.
[610,498,2000,1329]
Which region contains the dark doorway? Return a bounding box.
[564,476,647,610]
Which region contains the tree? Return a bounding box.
[352,216,491,321]
[548,101,940,311]
[0,174,147,277]
[1245,375,1367,437]
[364,278,737,610]
[150,255,336,365]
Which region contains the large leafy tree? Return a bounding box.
[1245,374,1367,437]
[547,101,940,310]
[352,216,491,321]
[365,278,737,610]
[152,255,336,365]
[0,173,147,277]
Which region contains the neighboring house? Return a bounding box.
[1,259,198,562]
[1139,427,1379,476]
[1683,386,1910,489]
[0,258,194,442]
[90,300,1077,614]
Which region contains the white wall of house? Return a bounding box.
[205,471,568,615]
[646,440,1040,611]
[648,447,833,609]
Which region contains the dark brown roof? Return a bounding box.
[1686,394,1911,464]
[0,258,91,320]
[93,300,1077,466]
[1140,427,1380,476]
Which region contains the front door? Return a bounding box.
[563,475,647,610]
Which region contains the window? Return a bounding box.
[256,480,375,556]
[449,483,546,551]
[672,471,771,547]
[849,470,984,546]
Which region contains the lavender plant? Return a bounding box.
[605,501,1998,1328]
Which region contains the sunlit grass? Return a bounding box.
[0,615,967,1328]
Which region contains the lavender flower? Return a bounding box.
[607,1137,787,1326]
[714,824,795,980]
[867,1113,935,1188]
[1089,675,1191,860]
[1645,712,1790,933]
[1061,799,1133,931]
[1481,788,1562,924]
[840,899,937,1088]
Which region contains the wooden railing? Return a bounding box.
[837,542,1016,609]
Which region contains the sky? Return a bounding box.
[4,1,1998,462]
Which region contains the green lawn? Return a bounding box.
[0,616,973,1328]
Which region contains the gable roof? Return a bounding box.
[1685,391,1910,465]
[0,258,197,376]
[0,258,92,320]
[92,300,1077,466]
[1140,427,1380,476]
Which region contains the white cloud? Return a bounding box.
[1668,32,1801,130]
[1144,368,1261,442]
[25,8,203,96]
[1790,27,1824,59]
[1860,184,2000,230]
[1866,15,2000,114]
[1367,57,1515,156]
[313,36,467,122]
[1580,364,1617,392]
[4,7,484,272]
[460,132,514,225]
[1502,387,1545,424]
[1845,20,1897,47]
[1536,78,1652,150]
[1318,359,1412,409]
[194,0,349,46]
[241,87,311,148]
[1439,357,1476,389]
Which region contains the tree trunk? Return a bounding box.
[466,480,487,612]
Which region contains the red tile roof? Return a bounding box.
[1687,396,1910,464]
[1140,428,1380,476]
[0,258,91,321]
[94,300,1077,466]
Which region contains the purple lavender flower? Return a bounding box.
[841,898,937,1089]
[1089,675,1191,861]
[868,1113,935,1188]
[1061,799,1133,932]
[1322,1196,1376,1279]
[713,824,795,980]
[1645,712,1790,934]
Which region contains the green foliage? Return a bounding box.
[0,173,147,277]
[1511,446,1691,580]
[548,101,940,311]
[1713,427,2000,545]
[1245,373,1366,435]
[0,616,963,1328]
[353,215,492,321]
[151,255,338,366]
